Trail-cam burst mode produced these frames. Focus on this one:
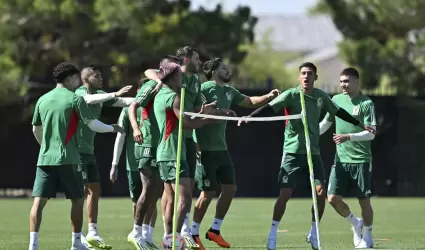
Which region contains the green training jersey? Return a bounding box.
[75,86,117,154]
[182,74,203,139]
[196,81,246,151]
[32,88,97,166]
[269,86,340,155]
[133,80,159,148]
[325,93,376,163]
[117,107,138,171]
[154,87,186,162]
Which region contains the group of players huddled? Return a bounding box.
[29,45,376,250]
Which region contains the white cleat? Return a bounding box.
[266,237,276,250]
[306,234,319,250]
[80,235,95,250]
[352,219,363,247]
[355,239,374,249]
[70,244,92,250]
[146,237,160,250]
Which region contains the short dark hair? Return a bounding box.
[203,58,222,80]
[53,62,80,83]
[298,62,317,74]
[160,55,180,65]
[176,46,198,63]
[340,67,359,79]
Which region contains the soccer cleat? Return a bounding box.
[190,235,205,250]
[266,237,276,250]
[86,235,112,250]
[70,245,93,250]
[128,235,149,250]
[205,229,230,248]
[352,219,364,247]
[181,233,200,249]
[306,234,319,250]
[355,239,374,249]
[145,237,160,250]
[81,235,96,250]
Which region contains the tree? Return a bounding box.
[0,0,257,106]
[311,0,425,95]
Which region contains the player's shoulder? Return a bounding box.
[359,94,374,106]
[282,87,298,96]
[201,81,216,90]
[157,87,176,98]
[144,80,158,87]
[75,86,89,95]
[331,93,345,100]
[313,87,330,97]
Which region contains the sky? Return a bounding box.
[190,0,318,15]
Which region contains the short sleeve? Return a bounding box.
[166,92,178,109]
[118,108,129,133]
[73,95,97,125]
[362,101,377,126]
[32,100,42,126]
[229,86,246,105]
[135,82,156,107]
[74,87,88,97]
[268,89,292,113]
[324,94,340,115]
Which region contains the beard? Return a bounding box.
[188,63,201,74]
[219,74,231,83]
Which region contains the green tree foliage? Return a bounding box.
[311,0,425,95]
[0,0,257,105]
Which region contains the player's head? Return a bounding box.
[81,66,103,89]
[136,78,150,92]
[160,55,180,65]
[176,46,201,73]
[203,58,231,83]
[297,62,318,92]
[159,61,182,89]
[53,62,81,91]
[340,67,360,95]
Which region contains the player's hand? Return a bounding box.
[115,85,132,97]
[237,116,251,127]
[333,133,350,144]
[222,109,237,117]
[360,123,376,134]
[133,128,143,144]
[151,81,163,95]
[111,124,125,134]
[110,164,118,183]
[199,101,217,114]
[267,89,281,100]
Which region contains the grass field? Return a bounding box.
[2,197,425,249]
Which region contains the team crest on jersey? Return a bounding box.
[317,98,323,109]
[226,92,232,101]
[352,106,360,115]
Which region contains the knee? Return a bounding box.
[327,195,341,205]
[316,185,325,198]
[278,188,293,203]
[222,184,237,196]
[200,191,215,203]
[31,198,47,213]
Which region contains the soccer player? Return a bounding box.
[240,62,375,250]
[110,78,160,250]
[319,67,376,249]
[153,61,214,248]
[30,62,124,250]
[75,66,134,249]
[190,58,280,249]
[145,46,206,248]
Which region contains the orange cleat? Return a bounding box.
[206,230,231,248]
[191,235,206,250]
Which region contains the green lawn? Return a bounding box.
[2,198,425,249]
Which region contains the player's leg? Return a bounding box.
[327,163,363,247]
[182,139,200,249]
[60,164,88,250]
[161,186,167,237]
[355,163,374,249]
[29,166,54,250]
[127,170,142,241]
[191,151,218,249]
[306,155,327,249]
[267,153,300,250]
[205,151,236,248]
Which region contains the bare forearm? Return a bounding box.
[129,103,140,131]
[245,95,272,108]
[144,69,162,83]
[32,126,43,145]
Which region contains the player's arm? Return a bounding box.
[32,126,43,145]
[111,97,134,107]
[246,90,291,117]
[144,69,163,90]
[349,101,377,141]
[111,110,128,182]
[80,85,132,104]
[237,89,281,108]
[173,95,210,129]
[31,100,43,145]
[319,113,335,135]
[129,84,155,142]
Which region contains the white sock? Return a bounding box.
[268,220,280,239]
[148,226,154,238]
[133,224,143,238]
[211,218,223,231]
[309,221,318,237]
[364,225,373,242]
[345,213,359,226]
[163,216,167,237]
[88,223,98,236]
[72,232,82,246]
[142,224,150,239]
[29,232,38,249]
[191,222,200,235]
[181,213,190,235]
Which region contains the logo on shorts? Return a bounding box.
[226,92,232,101]
[204,179,210,187]
[352,106,360,116]
[151,159,157,167]
[317,98,323,109]
[143,147,151,157]
[282,175,288,183]
[82,171,87,180]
